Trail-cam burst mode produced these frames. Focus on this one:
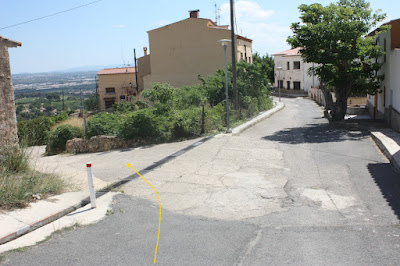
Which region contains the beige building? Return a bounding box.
[0,36,21,151]
[138,10,253,91]
[97,67,137,110]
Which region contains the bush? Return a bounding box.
[172,108,202,138]
[46,125,83,155]
[53,112,69,123]
[86,112,123,138]
[118,109,160,140]
[17,116,55,146]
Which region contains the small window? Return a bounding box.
[240,52,244,61]
[105,99,115,109]
[105,87,115,94]
[293,81,301,90]
[120,95,126,101]
[278,80,284,88]
[294,61,300,69]
[287,62,290,70]
[287,81,290,89]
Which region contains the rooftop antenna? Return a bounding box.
[214,3,221,25]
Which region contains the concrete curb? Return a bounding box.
[232,101,285,136]
[370,131,400,173]
[0,135,215,246]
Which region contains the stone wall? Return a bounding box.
[66,135,136,154]
[0,40,19,151]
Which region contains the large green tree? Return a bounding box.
[287,0,387,120]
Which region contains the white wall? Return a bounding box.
[390,49,400,112]
[274,55,319,92]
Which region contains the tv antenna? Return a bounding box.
[215,3,221,25]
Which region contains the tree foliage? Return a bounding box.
[287,0,387,120]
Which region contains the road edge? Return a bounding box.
[370,131,400,173]
[232,101,285,136]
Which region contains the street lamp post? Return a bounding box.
[276,66,283,102]
[218,39,232,133]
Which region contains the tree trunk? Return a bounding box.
[320,83,333,110]
[331,90,348,121]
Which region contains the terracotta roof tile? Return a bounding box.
[273,47,301,56]
[97,67,136,75]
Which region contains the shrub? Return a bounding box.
[17,116,55,146]
[113,102,137,113]
[118,109,160,140]
[172,108,202,138]
[46,125,83,155]
[53,112,69,123]
[86,112,122,138]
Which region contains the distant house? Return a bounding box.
[272,47,319,92]
[367,18,400,129]
[97,67,137,110]
[137,10,253,92]
[0,35,21,150]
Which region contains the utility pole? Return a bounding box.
[80,87,87,135]
[134,49,139,96]
[230,0,238,109]
[62,88,65,111]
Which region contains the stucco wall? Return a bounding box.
[98,73,136,110]
[0,41,19,150]
[143,18,252,89]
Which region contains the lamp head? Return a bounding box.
[276,67,283,70]
[218,39,231,47]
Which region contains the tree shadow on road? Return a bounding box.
[262,123,369,144]
[368,163,400,220]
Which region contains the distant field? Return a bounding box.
[15,97,38,104]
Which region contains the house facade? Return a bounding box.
[97,67,137,110]
[367,19,400,131]
[273,47,319,92]
[137,10,253,91]
[0,36,21,150]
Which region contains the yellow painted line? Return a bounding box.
[127,163,161,264]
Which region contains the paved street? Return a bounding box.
[5,98,400,265]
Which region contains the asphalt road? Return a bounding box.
[4,98,400,265]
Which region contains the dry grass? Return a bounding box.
[0,148,67,210]
[52,116,84,130]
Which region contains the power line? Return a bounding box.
[0,0,104,31]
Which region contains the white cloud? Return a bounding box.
[219,0,291,55]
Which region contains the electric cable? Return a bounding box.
[0,0,104,31]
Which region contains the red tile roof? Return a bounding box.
[97,67,136,75]
[273,47,301,56]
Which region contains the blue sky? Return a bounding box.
[1,0,399,73]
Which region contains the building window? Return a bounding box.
[248,57,251,63]
[105,87,115,94]
[104,99,115,109]
[278,80,284,88]
[287,81,290,89]
[240,52,244,61]
[293,81,301,90]
[287,62,290,70]
[120,95,126,102]
[293,61,300,69]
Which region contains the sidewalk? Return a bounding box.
[371,128,400,173]
[0,101,284,252]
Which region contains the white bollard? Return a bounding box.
[86,162,96,208]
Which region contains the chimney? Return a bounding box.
[189,10,200,18]
[143,47,148,56]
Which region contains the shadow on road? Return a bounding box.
[368,163,400,220]
[262,123,369,144]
